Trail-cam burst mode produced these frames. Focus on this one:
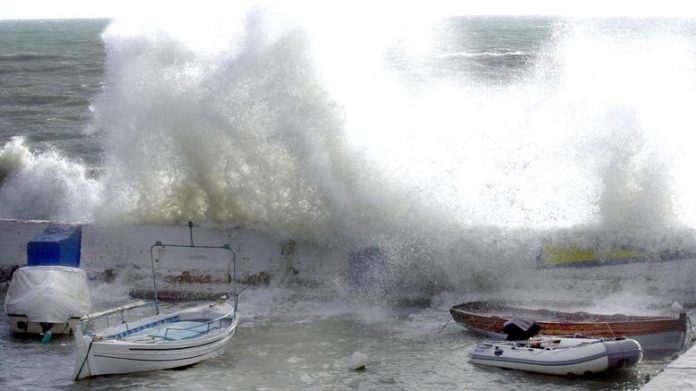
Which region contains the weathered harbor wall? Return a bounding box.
[0,219,49,282]
[0,219,345,297]
[5,218,696,305]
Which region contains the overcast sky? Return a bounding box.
[2,0,696,20]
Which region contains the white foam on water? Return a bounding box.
[2,10,694,238]
[0,137,102,221]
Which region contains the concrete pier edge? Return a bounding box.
[641,343,696,390]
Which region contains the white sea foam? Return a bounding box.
[2,11,696,298]
[0,137,30,184]
[3,10,691,237]
[89,6,431,246]
[0,137,102,221]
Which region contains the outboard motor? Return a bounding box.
[503,318,542,341]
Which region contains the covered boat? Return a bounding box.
[72,222,240,380]
[451,301,687,352]
[4,224,90,337]
[5,266,90,335]
[471,336,643,376]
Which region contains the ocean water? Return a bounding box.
[2,7,696,390]
[0,19,105,168]
[0,288,678,391]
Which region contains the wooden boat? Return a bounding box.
[72,222,240,380]
[471,336,642,376]
[451,301,688,352]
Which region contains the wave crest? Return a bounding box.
[0,137,102,221]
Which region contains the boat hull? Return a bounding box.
[451,301,687,352]
[75,325,236,378]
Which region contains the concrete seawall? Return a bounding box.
[0,219,345,297]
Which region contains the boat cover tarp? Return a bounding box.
[503,318,542,340]
[27,224,82,267]
[4,266,90,323]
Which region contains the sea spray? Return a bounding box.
[90,7,436,247]
[6,11,692,238]
[0,137,30,184]
[0,137,102,221]
[2,11,696,298]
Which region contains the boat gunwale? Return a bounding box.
[451,301,681,322]
[98,304,237,342]
[449,301,687,337]
[95,318,238,351]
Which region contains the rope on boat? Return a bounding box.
[438,319,452,334]
[58,318,72,335]
[604,322,616,338]
[74,339,94,381]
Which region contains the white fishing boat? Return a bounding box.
[73,297,237,379]
[72,222,240,380]
[470,336,643,376]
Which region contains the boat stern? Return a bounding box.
[7,314,78,335]
[604,338,643,369]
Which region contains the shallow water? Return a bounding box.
[0,288,677,390]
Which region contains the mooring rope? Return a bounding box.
[605,322,616,338]
[438,319,452,334]
[74,339,94,381]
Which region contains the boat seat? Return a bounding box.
[148,320,219,341]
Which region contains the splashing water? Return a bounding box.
[2,7,696,259]
[0,137,102,221]
[92,12,696,237]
